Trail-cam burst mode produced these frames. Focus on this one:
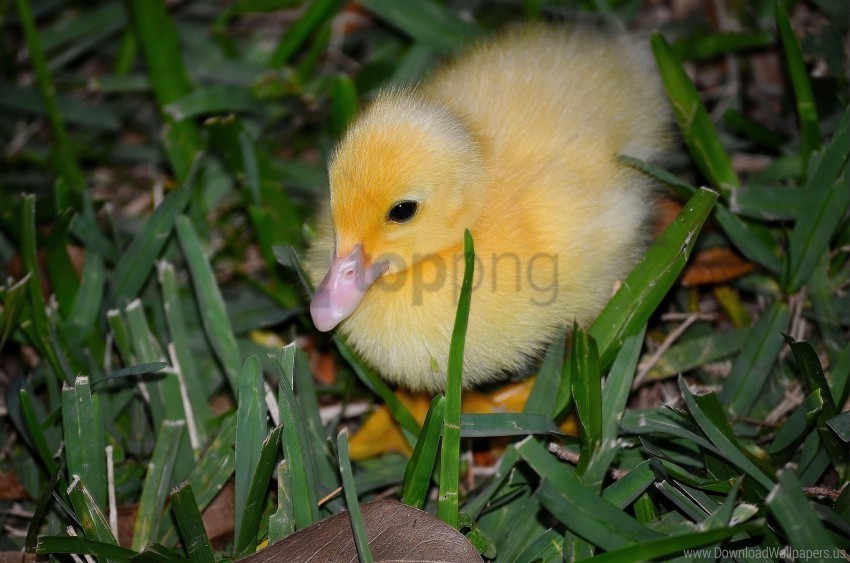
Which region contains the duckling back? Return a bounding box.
[425,26,668,165]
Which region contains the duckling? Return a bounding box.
[306,25,669,392]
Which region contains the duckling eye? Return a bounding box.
[387,201,418,223]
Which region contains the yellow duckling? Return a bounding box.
[306,25,669,392]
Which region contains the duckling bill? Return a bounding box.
[307,25,669,392]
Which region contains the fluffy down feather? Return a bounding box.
[306,25,669,391]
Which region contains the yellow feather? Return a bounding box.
[307,24,670,391]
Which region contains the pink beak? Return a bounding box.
[310,244,387,332]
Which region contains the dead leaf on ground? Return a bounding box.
[239,500,482,563]
[0,470,28,500]
[681,246,755,287]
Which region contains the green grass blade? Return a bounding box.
[581,521,763,562]
[775,1,820,175]
[1,275,29,350]
[621,408,718,453]
[169,482,215,563]
[64,249,105,345]
[678,378,775,492]
[330,74,358,139]
[618,154,698,200]
[632,494,658,525]
[276,339,295,389]
[539,479,662,550]
[439,229,474,529]
[110,179,194,304]
[235,425,283,557]
[513,529,564,563]
[785,336,848,478]
[62,376,107,508]
[701,476,741,530]
[158,412,238,543]
[123,300,163,363]
[45,15,127,74]
[720,301,790,416]
[359,0,482,54]
[0,81,119,132]
[37,536,138,560]
[786,110,850,292]
[645,327,748,381]
[601,460,655,508]
[268,0,343,67]
[70,201,118,262]
[294,17,332,80]
[390,42,436,85]
[651,33,738,194]
[106,308,134,364]
[129,0,204,180]
[731,183,805,221]
[19,389,59,476]
[22,194,69,390]
[67,476,118,545]
[40,1,125,52]
[44,210,79,316]
[132,543,189,561]
[132,419,186,551]
[829,342,850,406]
[590,188,718,369]
[460,413,560,437]
[653,480,712,522]
[723,108,787,150]
[768,389,824,461]
[164,86,265,121]
[713,207,783,273]
[516,437,576,490]
[337,430,374,563]
[268,460,294,543]
[13,0,85,199]
[524,326,566,417]
[571,326,602,478]
[26,460,67,552]
[234,355,268,549]
[272,345,320,529]
[239,129,261,205]
[463,445,519,519]
[766,470,842,559]
[273,245,315,298]
[827,412,850,442]
[123,301,192,480]
[293,347,339,492]
[401,395,445,509]
[157,260,211,443]
[673,31,774,60]
[175,214,242,394]
[601,326,645,444]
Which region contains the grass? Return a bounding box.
[1,0,848,561]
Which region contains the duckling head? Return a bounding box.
[311,92,486,332]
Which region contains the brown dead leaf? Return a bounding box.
[0,470,28,501]
[239,500,481,563]
[681,247,755,287]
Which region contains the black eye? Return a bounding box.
[387,201,418,223]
